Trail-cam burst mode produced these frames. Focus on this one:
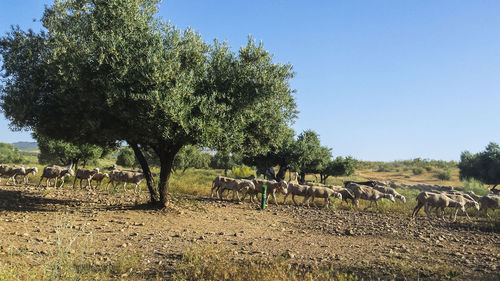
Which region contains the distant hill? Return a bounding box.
[12,141,38,151]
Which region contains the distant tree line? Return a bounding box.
[459,142,500,190]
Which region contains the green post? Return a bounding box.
[261,184,267,210]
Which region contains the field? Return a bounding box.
[0,166,499,280]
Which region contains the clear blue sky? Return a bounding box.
[1,0,499,161]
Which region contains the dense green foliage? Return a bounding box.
[293,130,331,183]
[173,145,211,173]
[0,142,23,163]
[36,134,106,167]
[0,0,297,206]
[116,147,136,167]
[459,142,500,187]
[319,156,357,184]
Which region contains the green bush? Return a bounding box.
[458,178,490,196]
[436,169,451,181]
[0,142,23,163]
[412,167,424,175]
[116,147,135,167]
[425,166,433,172]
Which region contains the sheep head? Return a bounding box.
[385,194,396,203]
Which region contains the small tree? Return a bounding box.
[173,145,210,173]
[36,133,106,169]
[0,142,23,163]
[116,147,136,168]
[319,156,356,184]
[210,151,242,176]
[292,130,331,183]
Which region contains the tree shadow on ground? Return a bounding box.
[0,188,84,212]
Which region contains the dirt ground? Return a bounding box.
[0,184,498,280]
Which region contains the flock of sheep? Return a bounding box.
[1,163,499,220]
[210,176,500,221]
[0,164,145,192]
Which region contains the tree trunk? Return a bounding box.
[276,166,287,182]
[299,172,306,184]
[130,142,159,203]
[157,144,182,207]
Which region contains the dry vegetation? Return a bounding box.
[0,164,499,280]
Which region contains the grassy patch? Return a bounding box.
[172,247,359,281]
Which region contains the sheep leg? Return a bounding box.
[311,194,317,208]
[235,190,241,202]
[282,193,289,204]
[292,194,299,206]
[412,202,424,218]
[303,194,310,207]
[271,191,279,205]
[423,202,432,220]
[324,197,329,209]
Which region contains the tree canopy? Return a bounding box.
[292,130,331,183]
[459,142,500,188]
[0,0,297,207]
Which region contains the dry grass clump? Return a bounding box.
[172,247,358,281]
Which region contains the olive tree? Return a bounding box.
[292,130,331,184]
[319,156,356,184]
[0,0,297,207]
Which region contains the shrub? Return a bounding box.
[458,178,490,196]
[231,165,255,178]
[425,166,433,172]
[412,167,424,175]
[0,142,23,163]
[436,169,451,181]
[116,147,135,167]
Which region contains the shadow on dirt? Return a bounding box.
[0,188,83,212]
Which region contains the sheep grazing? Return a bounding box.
[217,179,255,202]
[37,165,75,188]
[14,167,38,184]
[210,176,233,198]
[303,185,342,208]
[72,168,100,189]
[0,165,26,185]
[242,179,288,205]
[479,195,500,218]
[346,183,395,211]
[412,191,465,220]
[282,183,311,205]
[372,185,406,203]
[91,172,109,189]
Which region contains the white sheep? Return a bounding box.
[347,183,395,211]
[412,191,465,220]
[217,179,255,202]
[303,185,342,208]
[478,195,500,218]
[427,192,479,221]
[282,183,311,205]
[242,179,288,205]
[372,185,406,203]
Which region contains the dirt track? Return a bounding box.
[0,184,498,280]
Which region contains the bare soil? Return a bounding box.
[0,184,498,280]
